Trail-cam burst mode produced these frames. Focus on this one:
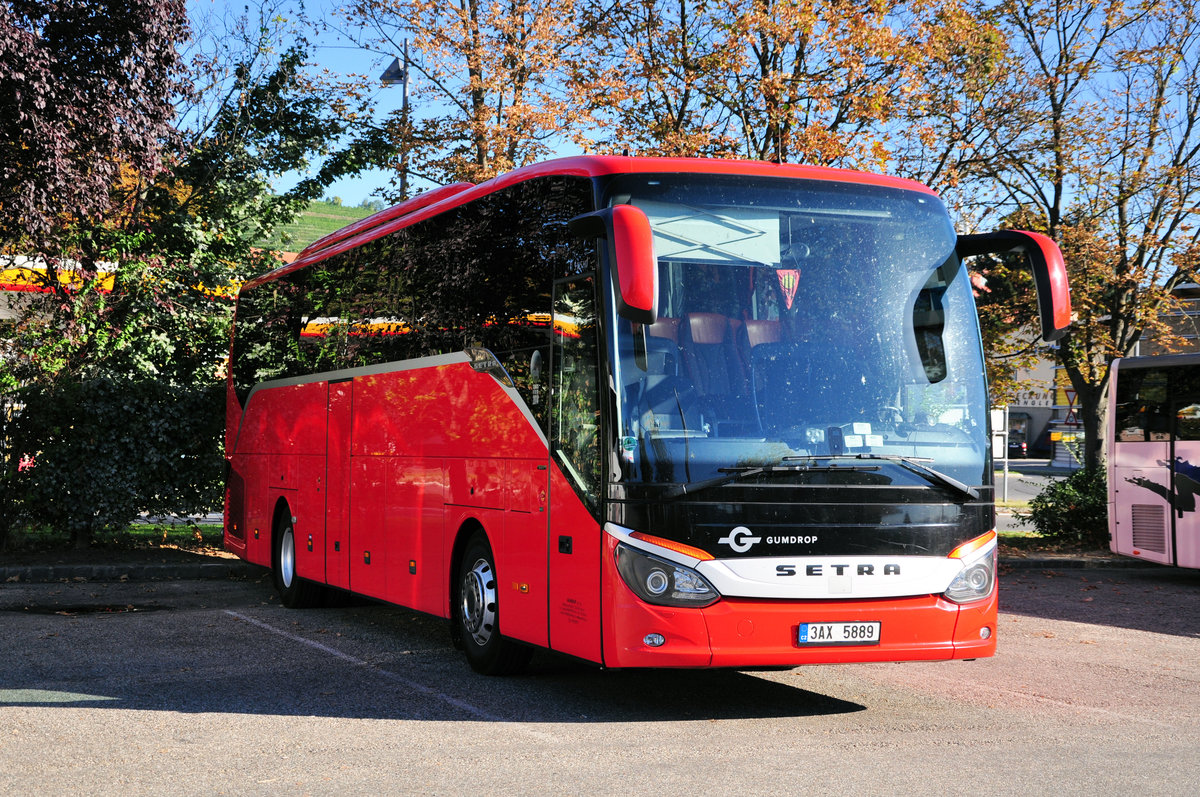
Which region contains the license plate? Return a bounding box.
[797,621,881,647]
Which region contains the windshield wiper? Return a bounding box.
[661,462,881,499]
[852,454,980,501]
[662,466,766,499]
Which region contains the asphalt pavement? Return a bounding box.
[6,561,1197,794]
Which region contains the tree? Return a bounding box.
[338,0,592,190]
[0,0,187,251]
[575,0,740,157]
[705,0,981,167]
[965,0,1200,470]
[580,0,998,176]
[1,2,368,549]
[3,5,357,389]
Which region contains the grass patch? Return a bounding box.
[4,522,224,554]
[997,529,1060,555]
[998,529,1042,543]
[258,200,374,252]
[997,527,1109,555]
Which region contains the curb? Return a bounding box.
[2,561,260,584]
[999,556,1157,571]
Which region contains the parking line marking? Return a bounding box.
[223,610,555,740]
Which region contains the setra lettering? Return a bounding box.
[774,562,903,578]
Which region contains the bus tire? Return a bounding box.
[273,513,323,609]
[456,531,532,676]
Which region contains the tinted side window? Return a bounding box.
[231,275,307,401]
[1172,364,1200,441]
[552,276,602,506]
[230,176,595,416]
[1114,367,1169,442]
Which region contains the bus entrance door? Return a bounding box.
[547,276,603,663]
[1172,453,1200,569]
[1113,437,1174,566]
[326,378,353,589]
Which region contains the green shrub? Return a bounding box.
[1020,467,1109,548]
[1,378,224,550]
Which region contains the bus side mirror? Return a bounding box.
[957,230,1071,342]
[569,205,658,324]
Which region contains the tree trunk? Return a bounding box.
[71,527,94,551]
[1063,363,1108,473]
[1077,385,1105,472]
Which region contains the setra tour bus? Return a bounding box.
[1108,353,1200,569]
[224,156,1071,674]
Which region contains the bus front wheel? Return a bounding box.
[456,532,532,676]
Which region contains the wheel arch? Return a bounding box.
[449,518,489,608]
[269,496,293,565]
[448,517,489,643]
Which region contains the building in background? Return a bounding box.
[1003,284,1200,467]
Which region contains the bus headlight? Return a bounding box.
[944,544,998,604]
[615,543,719,608]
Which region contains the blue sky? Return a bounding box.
[186,0,408,206]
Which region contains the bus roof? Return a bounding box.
[1116,352,1200,370]
[245,155,941,292]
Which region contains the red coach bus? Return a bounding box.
[224,156,1070,674]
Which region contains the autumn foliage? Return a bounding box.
[962,0,1200,468]
[0,0,187,249]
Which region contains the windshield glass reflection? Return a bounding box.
[608,174,988,489]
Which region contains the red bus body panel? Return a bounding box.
[228,357,581,650]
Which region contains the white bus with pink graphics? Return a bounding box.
[1109,353,1200,568]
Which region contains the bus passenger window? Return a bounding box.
[1173,364,1200,441]
[1113,367,1168,443]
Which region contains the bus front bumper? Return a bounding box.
[601,559,998,669]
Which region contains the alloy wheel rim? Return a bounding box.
[461,557,497,647]
[280,528,295,589]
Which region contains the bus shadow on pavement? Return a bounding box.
[0,670,866,724]
[1,583,867,723]
[516,664,867,722]
[999,567,1200,638]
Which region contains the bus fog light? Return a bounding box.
[980,626,992,640]
[644,633,665,647]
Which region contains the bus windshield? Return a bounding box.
[606,174,988,490]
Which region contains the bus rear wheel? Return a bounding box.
[457,532,532,676]
[273,514,323,609]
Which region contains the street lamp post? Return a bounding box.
[380,39,411,199]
